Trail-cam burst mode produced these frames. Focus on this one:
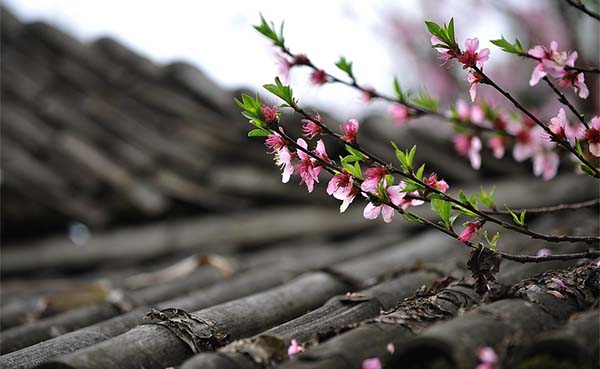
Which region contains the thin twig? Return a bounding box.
[472,66,600,178]
[542,76,588,128]
[405,196,600,216]
[279,46,510,137]
[290,105,600,244]
[564,0,600,21]
[520,53,600,74]
[271,122,600,263]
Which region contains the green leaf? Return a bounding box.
[407,145,417,169]
[345,145,367,161]
[253,14,285,47]
[505,205,526,226]
[478,186,496,209]
[402,212,423,224]
[411,89,439,112]
[263,77,296,106]
[393,77,412,104]
[248,128,271,137]
[415,163,426,180]
[490,36,525,55]
[447,18,456,45]
[431,198,452,228]
[341,157,362,179]
[483,230,500,250]
[335,57,354,78]
[580,164,595,176]
[575,139,584,156]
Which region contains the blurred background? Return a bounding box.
[0,0,598,330]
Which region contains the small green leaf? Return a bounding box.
[580,164,595,176]
[402,212,423,224]
[415,163,426,180]
[263,77,296,106]
[490,36,524,55]
[483,230,500,250]
[411,89,439,112]
[478,186,496,209]
[335,57,354,78]
[253,14,283,46]
[505,205,526,226]
[345,145,367,161]
[431,198,452,228]
[248,128,270,137]
[575,139,584,156]
[407,145,417,169]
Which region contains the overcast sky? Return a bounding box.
[4,0,516,118]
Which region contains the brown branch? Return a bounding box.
[520,52,600,74]
[472,65,600,178]
[270,121,600,262]
[291,105,600,244]
[564,0,600,21]
[541,76,588,128]
[278,46,510,138]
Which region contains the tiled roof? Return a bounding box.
[0,6,598,369]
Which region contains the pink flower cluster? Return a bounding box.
[447,100,600,180]
[361,169,448,223]
[432,37,490,101]
[528,41,589,99]
[264,131,330,193]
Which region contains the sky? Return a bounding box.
[4,0,517,118]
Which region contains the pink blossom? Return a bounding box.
[295,138,322,193]
[533,150,559,181]
[455,100,484,124]
[585,116,600,157]
[536,248,552,257]
[548,108,584,145]
[302,115,324,139]
[265,133,287,154]
[389,104,411,127]
[399,191,425,210]
[453,135,481,170]
[261,104,279,124]
[314,139,332,164]
[431,35,455,62]
[527,41,561,86]
[478,347,498,364]
[327,171,358,212]
[487,136,506,159]
[274,147,295,183]
[362,87,376,102]
[361,165,387,193]
[457,38,490,68]
[309,69,328,86]
[363,183,407,223]
[277,54,294,82]
[512,127,536,162]
[551,277,566,289]
[467,69,484,102]
[386,343,395,354]
[340,119,360,143]
[425,172,449,193]
[288,339,305,357]
[362,357,382,369]
[458,221,482,243]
